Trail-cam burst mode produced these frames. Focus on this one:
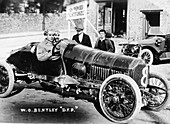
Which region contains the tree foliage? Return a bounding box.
[0,0,89,14]
[0,0,86,14]
[0,0,88,14]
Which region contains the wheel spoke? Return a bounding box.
[120,103,133,116]
[149,78,163,88]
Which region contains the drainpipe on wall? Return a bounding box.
[103,6,105,30]
[111,2,114,33]
[42,0,46,31]
[127,0,130,41]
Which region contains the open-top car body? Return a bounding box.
[0,39,170,123]
[120,27,170,65]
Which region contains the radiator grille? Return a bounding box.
[90,65,128,81]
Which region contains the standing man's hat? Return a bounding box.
[75,23,84,30]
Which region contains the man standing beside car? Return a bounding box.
[94,29,115,52]
[72,23,92,47]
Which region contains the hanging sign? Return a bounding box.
[66,1,87,20]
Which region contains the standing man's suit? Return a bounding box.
[72,33,92,47]
[72,23,92,47]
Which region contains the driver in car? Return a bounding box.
[31,30,77,62]
[35,30,63,61]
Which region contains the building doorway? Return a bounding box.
[113,2,127,36]
[97,0,127,37]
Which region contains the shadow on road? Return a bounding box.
[140,110,167,124]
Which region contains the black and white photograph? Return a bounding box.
[0,0,170,123]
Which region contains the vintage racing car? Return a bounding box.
[0,39,170,123]
[120,28,170,65]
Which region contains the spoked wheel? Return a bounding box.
[98,74,142,123]
[0,61,14,98]
[139,49,154,65]
[144,72,170,111]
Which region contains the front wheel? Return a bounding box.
[139,49,154,65]
[97,74,142,123]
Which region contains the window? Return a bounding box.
[145,12,160,26]
[141,10,162,37]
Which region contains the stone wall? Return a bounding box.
[0,12,73,34]
[0,14,42,34]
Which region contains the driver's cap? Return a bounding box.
[44,30,60,36]
[44,30,49,36]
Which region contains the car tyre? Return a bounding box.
[143,72,170,111]
[139,49,154,65]
[0,61,15,98]
[98,74,142,123]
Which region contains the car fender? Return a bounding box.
[141,45,161,54]
[137,37,166,53]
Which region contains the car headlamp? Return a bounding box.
[131,45,139,53]
[134,45,139,51]
[155,38,162,46]
[121,45,128,53]
[131,47,135,53]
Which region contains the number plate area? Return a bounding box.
[28,73,47,80]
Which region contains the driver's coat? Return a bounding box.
[36,38,55,61]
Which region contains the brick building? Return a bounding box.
[95,0,170,40]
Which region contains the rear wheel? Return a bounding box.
[144,72,170,111]
[97,74,142,123]
[0,61,14,98]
